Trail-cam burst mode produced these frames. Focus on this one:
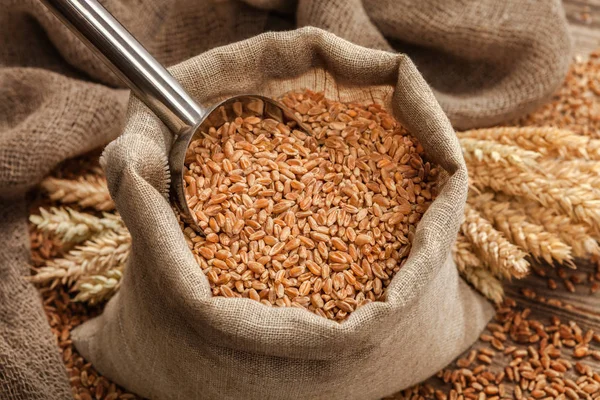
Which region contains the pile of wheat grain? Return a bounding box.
[28,52,600,400]
[30,86,600,309]
[181,90,438,321]
[394,298,600,400]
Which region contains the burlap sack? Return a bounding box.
[0,199,72,400]
[1,5,128,398]
[248,0,572,130]
[1,1,282,398]
[71,28,494,400]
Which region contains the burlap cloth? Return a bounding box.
[0,1,570,399]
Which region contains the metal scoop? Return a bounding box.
[42,0,309,234]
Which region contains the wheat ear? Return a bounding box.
[453,233,483,271]
[459,137,541,168]
[470,193,574,267]
[468,163,600,232]
[73,267,123,305]
[40,175,115,211]
[30,228,130,286]
[502,196,600,258]
[29,206,123,244]
[461,205,529,279]
[459,127,599,159]
[460,266,504,304]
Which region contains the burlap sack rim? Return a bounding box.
[100,27,473,351]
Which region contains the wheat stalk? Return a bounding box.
[453,233,483,271]
[468,163,600,232]
[502,195,600,258]
[30,228,130,286]
[40,175,114,211]
[459,138,541,168]
[541,159,600,177]
[538,159,600,187]
[460,266,504,304]
[461,205,529,279]
[459,127,600,160]
[73,267,123,305]
[453,234,505,303]
[470,193,574,267]
[29,207,123,244]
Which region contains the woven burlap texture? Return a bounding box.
[1,3,127,399]
[1,0,569,398]
[70,28,494,400]
[0,199,72,400]
[286,0,573,129]
[0,1,283,398]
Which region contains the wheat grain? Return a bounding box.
[470,193,574,266]
[461,205,529,279]
[404,300,600,399]
[518,52,600,137]
[40,175,114,211]
[37,284,139,400]
[181,90,438,321]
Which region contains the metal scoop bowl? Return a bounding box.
[42,0,309,235]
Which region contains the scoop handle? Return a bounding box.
[41,0,205,134]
